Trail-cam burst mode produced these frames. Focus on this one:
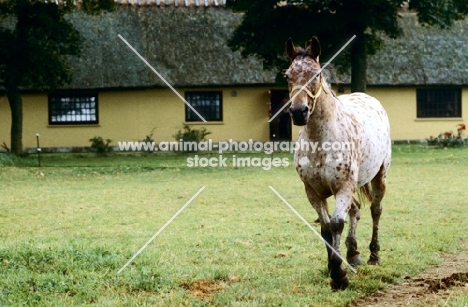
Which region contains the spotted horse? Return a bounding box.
[285,36,391,290]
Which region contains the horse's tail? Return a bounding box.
[354,183,373,208]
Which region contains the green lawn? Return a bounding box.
[1,145,467,306]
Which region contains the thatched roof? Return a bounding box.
[2,3,467,90]
[114,0,226,7]
[54,0,225,7]
[62,8,468,89]
[64,6,273,89]
[364,13,468,86]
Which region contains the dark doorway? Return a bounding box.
[269,90,291,141]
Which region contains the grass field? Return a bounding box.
[1,145,467,306]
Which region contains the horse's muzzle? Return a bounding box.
[289,104,308,126]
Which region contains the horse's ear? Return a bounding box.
[286,37,296,60]
[308,36,321,61]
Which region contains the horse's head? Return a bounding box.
[285,36,323,126]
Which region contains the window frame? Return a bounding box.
[416,88,462,118]
[184,91,223,122]
[48,93,99,125]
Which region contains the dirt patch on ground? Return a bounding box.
[180,279,226,299]
[180,276,241,299]
[351,240,468,307]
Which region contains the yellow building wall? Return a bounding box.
[1,86,466,151]
[0,95,11,147]
[0,93,52,150]
[0,87,271,150]
[368,87,466,140]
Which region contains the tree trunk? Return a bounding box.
[7,86,23,156]
[350,32,367,93]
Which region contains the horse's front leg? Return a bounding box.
[328,189,354,290]
[303,184,334,271]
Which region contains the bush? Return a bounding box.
[426,134,465,148]
[89,136,113,156]
[141,127,156,143]
[174,124,211,143]
[173,124,211,153]
[140,127,156,154]
[426,123,466,148]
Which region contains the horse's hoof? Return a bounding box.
[367,256,380,265]
[330,275,349,291]
[347,255,364,267]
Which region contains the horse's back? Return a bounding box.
[338,93,388,121]
[337,92,391,185]
[338,92,390,138]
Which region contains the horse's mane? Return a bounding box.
[321,66,338,98]
[292,47,316,61]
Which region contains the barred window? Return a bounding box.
[185,91,222,122]
[49,94,98,125]
[417,88,461,118]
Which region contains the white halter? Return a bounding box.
[290,75,328,115]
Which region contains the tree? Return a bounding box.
[227,0,468,93]
[0,0,114,155]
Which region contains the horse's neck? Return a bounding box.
[304,92,340,141]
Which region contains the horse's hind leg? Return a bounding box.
[368,163,388,265]
[346,199,363,266]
